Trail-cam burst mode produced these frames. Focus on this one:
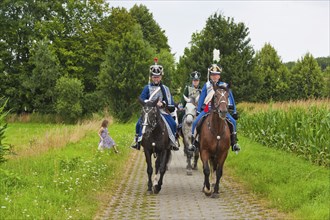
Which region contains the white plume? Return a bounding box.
[213,49,220,62]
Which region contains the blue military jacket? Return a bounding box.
[197,81,237,114]
[140,82,175,111]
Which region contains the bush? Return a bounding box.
[55,77,83,124]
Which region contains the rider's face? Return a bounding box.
[152,75,162,84]
[192,80,199,87]
[210,74,220,82]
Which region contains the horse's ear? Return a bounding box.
[183,95,190,103]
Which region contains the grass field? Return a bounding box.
[0,121,134,219]
[226,136,329,219]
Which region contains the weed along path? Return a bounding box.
[96,148,286,220]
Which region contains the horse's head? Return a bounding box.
[139,97,160,136]
[212,82,229,120]
[183,95,198,124]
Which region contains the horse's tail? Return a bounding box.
[166,149,172,167]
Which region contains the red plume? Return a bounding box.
[154,57,158,64]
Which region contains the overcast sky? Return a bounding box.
[107,1,330,63]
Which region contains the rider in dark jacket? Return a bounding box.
[131,60,178,151]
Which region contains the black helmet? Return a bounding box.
[150,57,163,76]
[208,64,222,75]
[150,64,163,76]
[190,71,201,80]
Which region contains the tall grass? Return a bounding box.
[4,120,99,158]
[0,122,135,219]
[237,99,330,166]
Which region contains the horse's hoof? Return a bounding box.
[211,192,219,198]
[203,186,212,196]
[153,185,160,194]
[146,190,153,195]
[192,165,198,170]
[186,169,192,176]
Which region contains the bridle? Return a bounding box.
[212,88,228,120]
[184,102,197,120]
[141,105,161,135]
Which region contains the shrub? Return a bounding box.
[55,77,83,124]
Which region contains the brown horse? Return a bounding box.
[198,82,231,198]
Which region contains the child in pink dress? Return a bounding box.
[98,119,119,153]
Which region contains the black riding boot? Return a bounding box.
[231,132,240,152]
[130,134,141,150]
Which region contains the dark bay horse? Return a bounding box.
[181,95,199,175]
[139,98,172,195]
[198,83,231,198]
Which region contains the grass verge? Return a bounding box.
[0,122,134,219]
[226,136,330,220]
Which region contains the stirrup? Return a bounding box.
[130,142,140,150]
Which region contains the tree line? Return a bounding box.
[0,1,329,123]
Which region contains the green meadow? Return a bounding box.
[0,122,134,219]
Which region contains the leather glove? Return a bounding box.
[232,112,239,120]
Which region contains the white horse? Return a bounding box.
[181,95,199,175]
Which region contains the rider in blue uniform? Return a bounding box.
[190,63,240,152]
[131,60,179,151]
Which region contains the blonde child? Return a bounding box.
[98,119,119,153]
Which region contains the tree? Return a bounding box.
[176,13,258,102]
[254,43,291,102]
[98,24,154,122]
[55,76,84,124]
[24,39,61,113]
[130,4,170,52]
[323,66,330,97]
[290,53,325,99]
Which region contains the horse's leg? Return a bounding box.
[185,146,193,175]
[153,154,160,186]
[153,149,170,194]
[201,150,211,196]
[212,152,228,198]
[192,148,199,170]
[144,150,153,194]
[183,130,193,174]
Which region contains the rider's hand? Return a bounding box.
[232,112,239,120]
[157,101,163,107]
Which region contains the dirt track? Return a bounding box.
[96,147,287,220]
